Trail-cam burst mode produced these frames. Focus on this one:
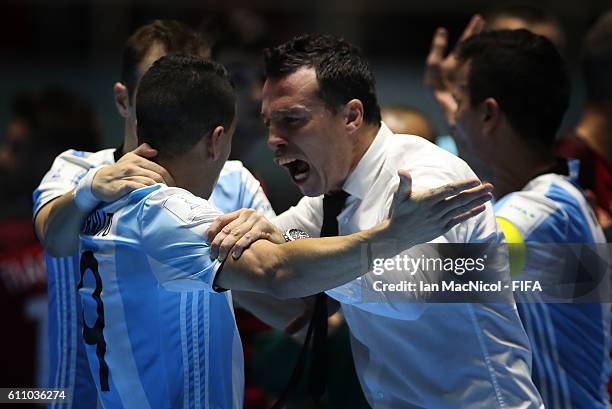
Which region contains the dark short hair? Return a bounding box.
[13,86,101,153]
[121,20,212,101]
[583,10,612,102]
[458,29,570,146]
[136,55,236,158]
[263,34,381,125]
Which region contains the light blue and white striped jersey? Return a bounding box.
[79,184,243,409]
[33,148,274,408]
[495,160,611,409]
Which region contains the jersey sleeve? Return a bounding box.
[140,188,225,292]
[494,191,569,282]
[238,164,276,219]
[495,191,568,242]
[32,149,114,218]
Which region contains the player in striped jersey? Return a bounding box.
[495,162,610,409]
[32,21,273,408]
[441,29,611,408]
[77,54,493,409]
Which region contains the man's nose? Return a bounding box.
[267,128,287,150]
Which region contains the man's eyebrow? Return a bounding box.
[264,107,311,119]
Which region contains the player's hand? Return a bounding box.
[91,143,175,202]
[207,208,285,261]
[424,14,485,126]
[387,169,493,246]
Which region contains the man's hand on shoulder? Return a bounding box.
[207,208,285,261]
[92,143,175,202]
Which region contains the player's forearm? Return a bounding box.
[34,192,89,257]
[220,220,405,298]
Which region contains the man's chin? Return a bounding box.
[294,178,325,197]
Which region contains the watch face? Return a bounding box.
[287,229,310,240]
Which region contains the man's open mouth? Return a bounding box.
[277,157,311,183]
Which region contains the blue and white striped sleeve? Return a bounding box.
[140,188,225,292]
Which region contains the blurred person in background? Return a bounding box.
[381,105,435,142]
[426,24,610,408]
[381,104,459,155]
[556,10,612,240]
[425,5,566,157]
[486,3,566,52]
[0,87,100,397]
[32,20,275,408]
[0,87,101,216]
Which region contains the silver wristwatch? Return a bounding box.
[283,228,311,242]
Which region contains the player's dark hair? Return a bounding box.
[458,29,570,147]
[12,86,101,153]
[136,55,236,158]
[263,33,381,125]
[121,19,212,101]
[582,10,612,102]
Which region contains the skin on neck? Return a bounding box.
[344,122,380,187]
[154,125,231,199]
[156,150,218,199]
[122,123,139,154]
[480,123,557,199]
[575,102,612,163]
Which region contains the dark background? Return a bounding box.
[1,0,610,147]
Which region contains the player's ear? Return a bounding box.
[114,82,131,119]
[207,126,226,160]
[482,97,501,136]
[343,99,364,134]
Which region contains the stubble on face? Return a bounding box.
[261,68,354,196]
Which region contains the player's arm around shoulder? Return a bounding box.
[35,144,171,257]
[33,148,107,256]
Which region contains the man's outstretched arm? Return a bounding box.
[216,172,493,299]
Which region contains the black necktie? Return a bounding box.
[271,190,348,409]
[310,190,349,402]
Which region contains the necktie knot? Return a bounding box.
[321,190,349,237]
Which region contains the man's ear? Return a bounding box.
[482,97,501,135]
[207,126,226,161]
[344,99,364,133]
[114,82,131,119]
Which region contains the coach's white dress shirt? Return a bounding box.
[274,123,543,408]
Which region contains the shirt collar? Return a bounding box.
[343,122,391,200]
